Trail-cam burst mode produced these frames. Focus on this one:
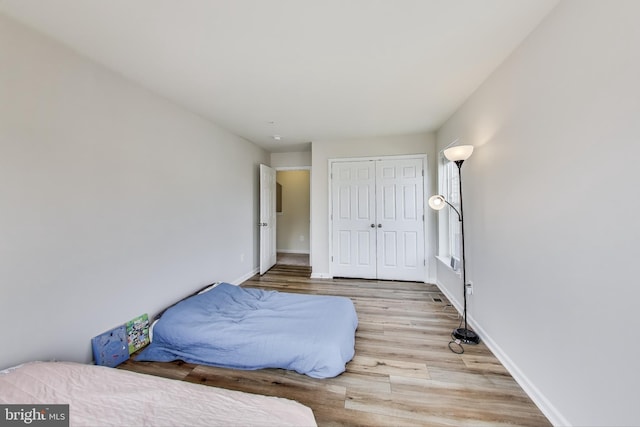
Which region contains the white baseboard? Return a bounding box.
[231,267,259,285]
[435,278,462,313]
[435,279,569,427]
[310,272,332,279]
[471,320,569,427]
[427,274,437,285]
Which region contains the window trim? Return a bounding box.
[437,152,462,272]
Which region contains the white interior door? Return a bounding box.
[375,158,425,281]
[331,157,426,281]
[259,164,277,275]
[331,161,377,279]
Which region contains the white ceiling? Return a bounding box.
[0,0,559,152]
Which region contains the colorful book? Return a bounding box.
[91,324,129,367]
[126,313,150,354]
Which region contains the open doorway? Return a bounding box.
[275,169,310,266]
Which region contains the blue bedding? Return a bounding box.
[136,283,358,378]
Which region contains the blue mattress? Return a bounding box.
[136,283,358,378]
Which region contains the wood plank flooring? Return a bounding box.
[119,264,550,426]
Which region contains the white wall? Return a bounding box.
[270,151,311,168]
[435,1,640,425]
[0,15,268,370]
[310,133,437,280]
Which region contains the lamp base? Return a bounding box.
[453,328,480,345]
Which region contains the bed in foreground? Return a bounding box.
[0,361,316,426]
[135,283,358,378]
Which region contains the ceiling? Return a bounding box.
[0,0,559,152]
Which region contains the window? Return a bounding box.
[439,154,462,270]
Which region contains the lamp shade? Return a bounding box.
[444,145,474,162]
[428,195,447,210]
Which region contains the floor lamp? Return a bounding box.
[429,144,480,345]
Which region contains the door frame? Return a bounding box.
[328,154,429,282]
[274,166,312,267]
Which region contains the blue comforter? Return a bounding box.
[136,283,358,378]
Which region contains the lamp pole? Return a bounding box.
[429,144,479,348]
[452,159,479,344]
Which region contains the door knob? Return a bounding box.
[377,224,382,228]
[370,224,375,228]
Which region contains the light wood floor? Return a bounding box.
[277,252,310,266]
[119,264,550,426]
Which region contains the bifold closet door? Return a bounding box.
[331,161,377,279]
[375,158,425,281]
[331,158,425,281]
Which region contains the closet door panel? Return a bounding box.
[376,158,425,281]
[331,161,376,279]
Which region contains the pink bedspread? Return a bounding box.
[0,361,316,426]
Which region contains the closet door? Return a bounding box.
[375,158,425,281]
[331,161,377,279]
[331,157,426,281]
